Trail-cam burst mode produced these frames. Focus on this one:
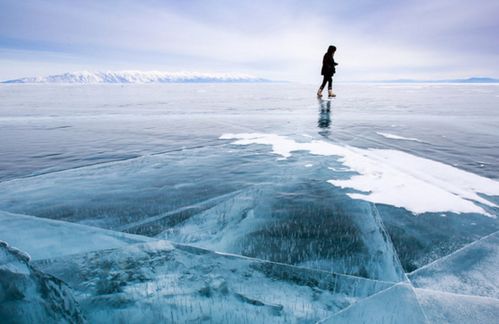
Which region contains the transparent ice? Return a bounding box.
[0,83,498,323]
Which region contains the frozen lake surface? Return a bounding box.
[1,83,498,323]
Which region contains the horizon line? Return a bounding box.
[1,71,499,84]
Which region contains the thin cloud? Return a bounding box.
[0,0,498,81]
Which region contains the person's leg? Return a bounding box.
[328,76,336,97]
[317,75,328,97]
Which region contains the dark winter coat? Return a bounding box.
[321,53,337,76]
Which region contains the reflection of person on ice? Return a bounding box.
[317,45,338,98]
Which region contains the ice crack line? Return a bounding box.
[174,242,400,285]
[0,142,228,185]
[369,202,410,282]
[118,189,245,232]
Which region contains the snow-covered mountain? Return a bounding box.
[2,71,269,83]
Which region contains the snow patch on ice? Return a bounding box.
[376,132,422,142]
[220,133,499,216]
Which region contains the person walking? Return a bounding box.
[317,45,338,98]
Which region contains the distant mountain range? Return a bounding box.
[2,72,498,84]
[1,71,270,83]
[377,77,499,83]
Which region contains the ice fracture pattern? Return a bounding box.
[1,84,498,323]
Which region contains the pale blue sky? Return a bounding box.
[1,0,498,81]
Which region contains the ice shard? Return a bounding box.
[34,240,394,323]
[0,241,85,323]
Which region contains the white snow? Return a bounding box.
[220,133,499,216]
[3,70,267,84]
[376,132,422,142]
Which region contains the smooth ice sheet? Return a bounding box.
[1,84,498,322]
[161,184,406,282]
[319,283,427,324]
[0,210,150,260]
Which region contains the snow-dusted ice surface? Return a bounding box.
[0,83,498,322]
[409,231,499,298]
[414,288,499,324]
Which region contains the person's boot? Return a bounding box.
[317,87,324,98]
[328,89,336,98]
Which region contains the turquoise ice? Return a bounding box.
[1,83,498,323]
